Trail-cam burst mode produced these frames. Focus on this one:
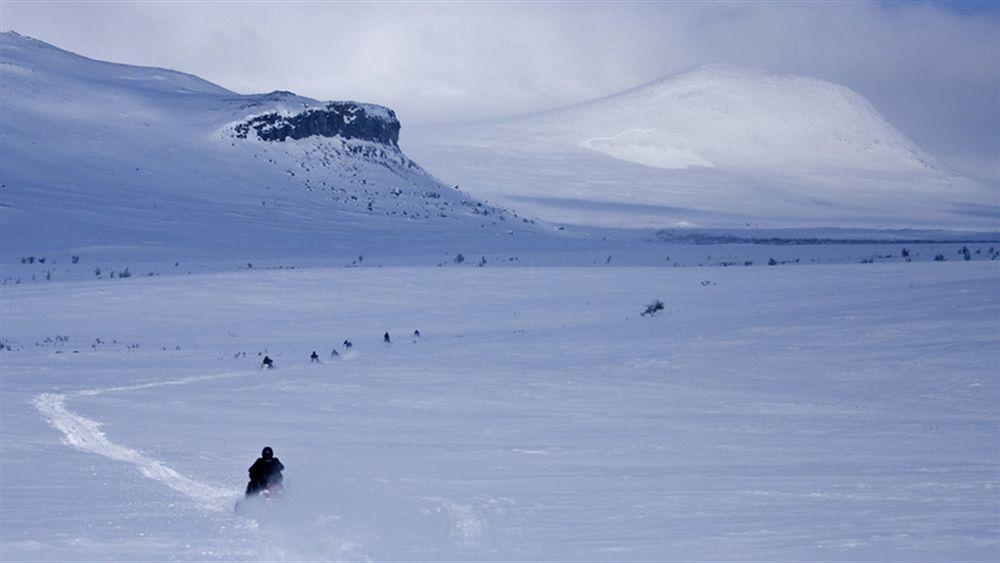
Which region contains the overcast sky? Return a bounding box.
[3,1,998,178]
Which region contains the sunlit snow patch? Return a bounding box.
[580,129,715,170]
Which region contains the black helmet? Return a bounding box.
[262,446,273,459]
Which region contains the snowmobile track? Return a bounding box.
[33,373,247,512]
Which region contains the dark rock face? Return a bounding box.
[235,102,400,146]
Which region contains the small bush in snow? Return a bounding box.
[934,254,946,262]
[768,257,778,266]
[641,299,665,317]
[454,253,465,264]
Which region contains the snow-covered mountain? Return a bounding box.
[1,32,993,270]
[0,32,539,262]
[406,65,996,230]
[528,64,940,173]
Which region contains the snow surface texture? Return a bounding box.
[405,65,997,230]
[2,264,997,561]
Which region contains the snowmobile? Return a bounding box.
[237,446,285,510]
[235,482,284,512]
[253,482,284,502]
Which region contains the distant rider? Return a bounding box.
[245,446,284,497]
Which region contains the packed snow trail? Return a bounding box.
[33,373,246,513]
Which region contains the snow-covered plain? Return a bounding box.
[2,263,997,561]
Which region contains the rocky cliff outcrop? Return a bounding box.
[235,102,400,146]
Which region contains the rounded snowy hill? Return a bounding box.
[0,32,541,263]
[534,64,937,173]
[407,66,995,230]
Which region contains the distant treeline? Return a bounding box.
[652,231,1000,246]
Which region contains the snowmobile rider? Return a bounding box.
[245,446,284,497]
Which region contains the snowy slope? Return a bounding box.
[0,32,540,262]
[406,66,997,231]
[506,64,939,173]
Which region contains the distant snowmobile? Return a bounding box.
[261,356,274,369]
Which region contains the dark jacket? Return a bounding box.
[246,457,284,495]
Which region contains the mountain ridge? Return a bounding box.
[1,30,234,96]
[0,31,542,261]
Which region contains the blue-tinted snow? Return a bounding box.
[2,264,997,561]
[1,31,998,562]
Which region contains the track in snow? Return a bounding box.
[33,373,247,513]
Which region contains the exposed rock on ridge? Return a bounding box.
[234,102,400,145]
